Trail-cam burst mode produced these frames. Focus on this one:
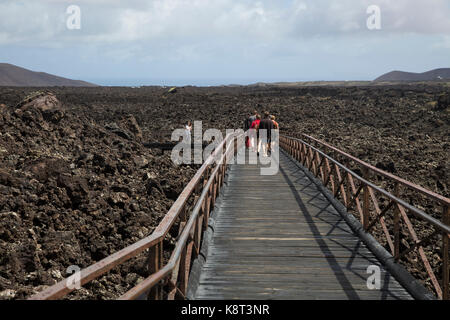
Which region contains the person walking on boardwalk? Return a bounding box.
[271,115,279,151]
[249,110,257,124]
[244,111,256,149]
[247,110,258,150]
[185,121,192,144]
[250,114,261,154]
[259,112,274,157]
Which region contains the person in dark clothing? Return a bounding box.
[245,110,258,130]
[258,112,274,156]
[244,116,252,132]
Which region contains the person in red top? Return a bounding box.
[250,114,261,154]
[244,110,257,149]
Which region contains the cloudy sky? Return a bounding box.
[1,0,449,86]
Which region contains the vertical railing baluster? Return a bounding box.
[178,245,188,296]
[443,205,450,300]
[148,242,163,299]
[301,143,306,163]
[393,183,400,261]
[211,175,217,208]
[202,195,209,231]
[362,168,370,231]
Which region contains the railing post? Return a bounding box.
[179,205,188,244]
[301,142,305,163]
[342,160,353,210]
[179,204,187,224]
[393,183,400,261]
[316,152,324,183]
[148,242,163,300]
[292,140,296,158]
[178,245,189,296]
[443,205,450,300]
[211,175,218,208]
[193,216,200,257]
[287,137,290,153]
[206,185,212,218]
[204,166,210,189]
[362,168,370,231]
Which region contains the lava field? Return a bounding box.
[0,84,448,299]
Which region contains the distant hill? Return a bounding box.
[375,68,450,82]
[0,63,98,87]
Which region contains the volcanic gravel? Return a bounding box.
[0,84,448,299]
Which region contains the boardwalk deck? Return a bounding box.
[191,149,413,300]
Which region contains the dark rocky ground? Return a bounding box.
[0,84,448,299]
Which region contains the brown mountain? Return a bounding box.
[0,63,98,87]
[375,68,450,82]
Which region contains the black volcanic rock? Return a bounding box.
[0,90,196,300]
[437,93,450,110]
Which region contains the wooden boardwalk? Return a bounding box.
[192,150,413,300]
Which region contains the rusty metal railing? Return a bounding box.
[29,132,244,300]
[280,134,450,300]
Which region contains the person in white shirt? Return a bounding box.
[185,121,192,144]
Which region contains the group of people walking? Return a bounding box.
[182,112,278,156]
[244,110,279,156]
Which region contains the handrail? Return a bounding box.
[119,136,239,299]
[28,132,240,300]
[280,134,450,300]
[300,133,450,206]
[282,135,450,234]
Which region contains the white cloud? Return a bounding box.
[0,0,449,47]
[373,0,450,34]
[0,0,448,68]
